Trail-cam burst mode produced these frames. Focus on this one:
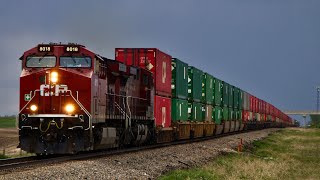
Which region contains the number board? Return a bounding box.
[65,46,79,52]
[38,45,53,52]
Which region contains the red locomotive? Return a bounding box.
[18,43,155,154]
[17,43,293,154]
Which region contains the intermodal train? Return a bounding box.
[17,43,293,154]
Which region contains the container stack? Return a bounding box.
[171,58,191,139]
[115,48,172,129]
[229,85,235,132]
[233,87,240,131]
[222,81,230,133]
[171,58,188,121]
[112,47,294,140]
[201,73,215,136]
[238,89,244,131]
[213,77,223,134]
[187,66,204,137]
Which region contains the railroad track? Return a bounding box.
[0,128,272,174]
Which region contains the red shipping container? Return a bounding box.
[242,110,246,121]
[154,95,171,128]
[250,95,254,112]
[258,99,261,113]
[115,48,172,97]
[242,110,249,122]
[275,108,279,118]
[114,48,137,66]
[253,97,259,113]
[255,98,259,113]
[270,105,274,116]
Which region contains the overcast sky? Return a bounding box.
[0,1,319,123]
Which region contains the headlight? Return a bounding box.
[51,71,58,83]
[30,105,38,111]
[65,104,75,114]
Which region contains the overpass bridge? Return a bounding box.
[283,111,320,127]
[283,111,320,115]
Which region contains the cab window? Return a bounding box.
[60,57,92,68]
[26,56,56,68]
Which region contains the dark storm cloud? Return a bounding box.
[0,1,319,125]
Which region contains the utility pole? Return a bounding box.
[317,86,320,112]
[302,114,307,128]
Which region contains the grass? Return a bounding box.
[0,117,16,128]
[159,128,320,180]
[0,154,9,159]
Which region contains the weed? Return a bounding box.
[159,128,320,180]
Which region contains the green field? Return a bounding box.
[0,117,16,128]
[160,128,320,180]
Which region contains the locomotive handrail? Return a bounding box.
[114,102,131,130]
[114,102,130,119]
[126,96,132,127]
[28,114,78,118]
[106,93,147,129]
[122,97,130,128]
[105,92,147,101]
[65,90,92,129]
[66,90,93,149]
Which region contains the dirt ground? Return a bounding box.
[0,129,280,179]
[0,128,19,156]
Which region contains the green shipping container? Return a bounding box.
[171,98,188,122]
[188,66,203,102]
[222,106,229,121]
[213,78,222,106]
[222,81,229,107]
[229,108,234,120]
[235,110,242,120]
[239,89,243,110]
[188,101,203,121]
[201,73,214,104]
[171,58,188,99]
[233,87,239,109]
[228,85,234,108]
[213,106,222,124]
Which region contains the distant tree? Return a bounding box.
[0,115,16,118]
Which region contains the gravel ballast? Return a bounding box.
[0,128,280,180]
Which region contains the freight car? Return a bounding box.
[17,43,293,154]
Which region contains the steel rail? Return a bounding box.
[0,128,278,173]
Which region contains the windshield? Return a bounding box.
[26,56,56,68]
[60,57,92,68]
